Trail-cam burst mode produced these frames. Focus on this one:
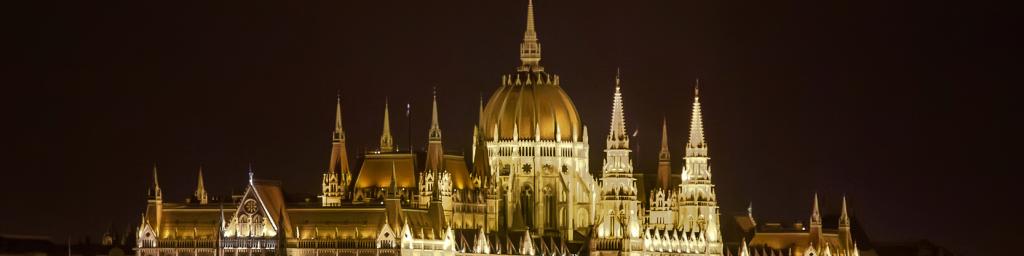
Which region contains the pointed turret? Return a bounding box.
[148,163,162,200]
[686,80,707,157]
[388,164,399,198]
[517,0,543,72]
[473,126,491,178]
[606,68,629,150]
[380,99,394,152]
[194,166,208,204]
[838,196,854,252]
[384,162,403,233]
[811,193,822,225]
[840,195,850,227]
[809,193,823,247]
[674,79,723,253]
[145,163,163,235]
[657,117,671,188]
[473,95,484,163]
[329,93,351,182]
[425,88,444,171]
[322,94,347,206]
[597,69,640,238]
[319,95,348,205]
[682,79,712,182]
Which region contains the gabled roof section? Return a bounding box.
[234,179,292,237]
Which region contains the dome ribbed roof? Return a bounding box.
[481,71,581,141]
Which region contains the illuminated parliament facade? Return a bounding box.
[133,1,867,256]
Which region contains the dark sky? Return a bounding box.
[4,0,1017,255]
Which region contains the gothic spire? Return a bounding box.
[811,193,822,225]
[149,163,162,200]
[840,195,850,227]
[659,117,670,161]
[333,92,345,142]
[607,68,629,149]
[329,93,351,180]
[388,162,399,198]
[518,0,543,71]
[194,166,208,204]
[426,88,445,171]
[685,79,707,157]
[380,99,394,152]
[429,88,442,141]
[657,117,672,188]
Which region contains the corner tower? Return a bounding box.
[675,81,723,255]
[322,94,349,206]
[596,70,641,239]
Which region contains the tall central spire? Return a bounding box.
[518,0,543,71]
[606,69,628,149]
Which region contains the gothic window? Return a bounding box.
[544,186,556,226]
[561,165,568,173]
[520,186,534,228]
[501,164,511,175]
[522,164,532,174]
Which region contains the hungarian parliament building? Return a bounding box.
[132,1,869,256]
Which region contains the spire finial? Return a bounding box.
[694,78,700,97]
[248,162,255,183]
[518,0,543,70]
[615,67,622,87]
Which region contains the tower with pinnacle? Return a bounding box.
[657,118,672,189]
[322,94,349,206]
[674,82,723,255]
[596,69,641,239]
[379,99,394,152]
[194,166,208,205]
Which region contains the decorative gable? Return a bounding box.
[225,181,280,238]
[376,218,397,249]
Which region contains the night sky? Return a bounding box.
[4,0,1017,255]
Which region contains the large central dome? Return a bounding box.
[482,71,581,141]
[480,0,581,142]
